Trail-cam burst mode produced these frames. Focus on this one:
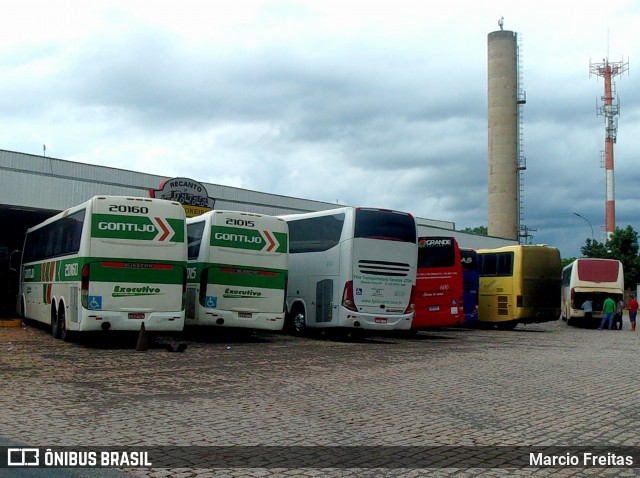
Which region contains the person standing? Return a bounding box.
[614,298,624,330]
[582,298,593,321]
[628,294,639,332]
[600,296,616,330]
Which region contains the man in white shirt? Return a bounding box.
[582,298,593,321]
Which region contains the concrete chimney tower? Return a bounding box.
[487,27,523,241]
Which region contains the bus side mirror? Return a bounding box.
[9,250,22,272]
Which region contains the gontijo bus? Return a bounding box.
[477,245,561,329]
[17,195,187,341]
[413,236,464,329]
[281,207,417,335]
[561,258,624,326]
[185,210,288,330]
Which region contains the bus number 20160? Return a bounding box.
[108,205,149,214]
[64,263,78,277]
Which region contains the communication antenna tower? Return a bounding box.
[589,55,629,238]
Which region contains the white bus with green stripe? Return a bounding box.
[18,196,187,341]
[186,210,288,331]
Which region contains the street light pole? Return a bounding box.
[573,212,595,241]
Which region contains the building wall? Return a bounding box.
[0,148,515,251]
[417,223,516,250]
[0,149,340,216]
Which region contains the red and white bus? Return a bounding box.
[412,236,464,329]
[561,258,624,326]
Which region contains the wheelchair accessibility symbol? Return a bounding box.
[88,296,102,310]
[205,296,217,308]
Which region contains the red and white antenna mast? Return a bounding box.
[589,56,628,239]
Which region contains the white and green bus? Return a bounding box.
[18,195,187,341]
[185,210,288,331]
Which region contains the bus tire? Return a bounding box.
[59,307,73,343]
[496,320,518,330]
[289,307,306,336]
[20,297,26,319]
[51,305,61,339]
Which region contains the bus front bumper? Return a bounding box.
[189,309,285,331]
[340,309,413,330]
[78,311,185,332]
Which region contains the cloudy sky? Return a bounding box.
[1,0,638,258]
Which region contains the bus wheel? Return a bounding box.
[59,308,73,343]
[51,307,61,339]
[292,311,306,336]
[496,321,518,330]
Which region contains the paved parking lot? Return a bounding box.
[1,317,639,477]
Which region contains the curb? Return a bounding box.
[0,318,23,327]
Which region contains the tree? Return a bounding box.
[461,226,487,236]
[581,225,640,290]
[580,238,609,259]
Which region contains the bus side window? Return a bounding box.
[187,221,205,260]
[497,252,513,276]
[289,214,345,253]
[481,254,497,276]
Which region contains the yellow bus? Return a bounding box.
[477,245,561,330]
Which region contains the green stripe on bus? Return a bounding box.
[22,257,186,284]
[189,263,286,289]
[89,263,184,284]
[91,214,184,243]
[210,226,287,253]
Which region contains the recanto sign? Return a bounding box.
[149,177,215,218]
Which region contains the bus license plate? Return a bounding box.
[375,318,387,324]
[128,313,145,320]
[429,306,440,312]
[238,312,252,318]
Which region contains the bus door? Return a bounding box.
[315,279,333,323]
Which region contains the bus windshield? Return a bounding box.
[354,209,416,243]
[418,238,455,268]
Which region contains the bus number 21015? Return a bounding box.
[225,218,255,228]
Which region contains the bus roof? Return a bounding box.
[279,206,413,221]
[26,195,184,234]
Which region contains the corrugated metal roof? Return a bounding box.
[0,149,339,214]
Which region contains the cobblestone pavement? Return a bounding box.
[1,317,639,478]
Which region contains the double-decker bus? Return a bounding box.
[186,210,288,331]
[460,248,479,326]
[561,258,624,326]
[413,236,464,329]
[17,196,187,341]
[477,245,561,329]
[282,207,417,336]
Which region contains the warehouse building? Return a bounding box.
[0,148,515,316]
